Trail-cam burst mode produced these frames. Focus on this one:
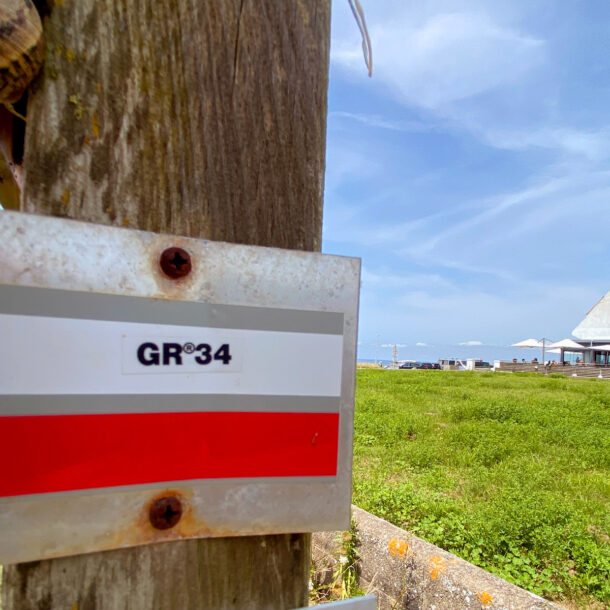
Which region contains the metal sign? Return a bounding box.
[302,596,377,609]
[0,211,360,563]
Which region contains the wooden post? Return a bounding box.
[2,0,330,608]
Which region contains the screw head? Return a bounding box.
[149,496,183,530]
[160,247,191,279]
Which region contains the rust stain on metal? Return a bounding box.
[100,487,283,552]
[149,495,182,530]
[147,238,199,300]
[144,489,189,535]
[160,246,192,279]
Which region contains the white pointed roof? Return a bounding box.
[572,292,610,340]
[511,338,543,348]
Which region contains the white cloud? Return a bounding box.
[456,173,605,248]
[329,111,439,133]
[459,340,484,346]
[333,10,544,110]
[325,212,439,248]
[361,267,456,291]
[324,140,381,197]
[415,342,428,346]
[358,279,606,346]
[331,3,610,164]
[397,177,568,257]
[482,127,610,160]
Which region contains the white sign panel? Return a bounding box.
[0,211,360,563]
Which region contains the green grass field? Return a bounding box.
[353,370,610,607]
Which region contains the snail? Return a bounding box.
[0,0,44,115]
[0,0,43,208]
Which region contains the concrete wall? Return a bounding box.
[313,506,559,610]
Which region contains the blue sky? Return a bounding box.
[324,0,610,361]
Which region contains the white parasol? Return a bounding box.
[511,338,551,362]
[511,338,541,347]
[546,339,587,350]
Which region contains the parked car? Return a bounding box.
[399,362,416,369]
[416,362,433,369]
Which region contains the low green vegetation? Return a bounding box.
[310,521,364,604]
[353,370,610,607]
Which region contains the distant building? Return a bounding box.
[572,292,610,364]
[572,292,610,340]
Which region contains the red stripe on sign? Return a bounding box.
[0,412,339,497]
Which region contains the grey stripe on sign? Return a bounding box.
[0,285,344,335]
[0,394,341,416]
[0,475,339,504]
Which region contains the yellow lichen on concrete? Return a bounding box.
[427,555,446,579]
[388,538,409,557]
[477,591,493,606]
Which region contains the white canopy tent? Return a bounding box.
[547,339,588,350]
[590,344,610,365]
[511,338,552,363]
[545,338,590,364]
[511,338,543,348]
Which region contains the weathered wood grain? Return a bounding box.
[2,0,330,607]
[22,0,329,251]
[3,534,311,609]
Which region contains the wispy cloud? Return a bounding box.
[361,267,456,291]
[333,10,545,110]
[329,111,439,134]
[481,127,610,160]
[399,169,610,262]
[331,2,610,165]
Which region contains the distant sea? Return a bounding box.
[357,344,550,365]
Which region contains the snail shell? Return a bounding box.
[0,0,44,104]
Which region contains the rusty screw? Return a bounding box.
[160,247,191,279]
[149,496,183,530]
